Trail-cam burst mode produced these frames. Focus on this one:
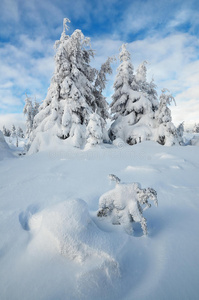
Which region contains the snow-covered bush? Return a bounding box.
[97,174,158,235]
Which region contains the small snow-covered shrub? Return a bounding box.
[97,174,158,235]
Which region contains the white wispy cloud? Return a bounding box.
[0,113,25,130]
[0,34,55,113]
[171,99,199,125]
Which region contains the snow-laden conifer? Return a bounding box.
[136,61,147,90]
[17,127,24,138]
[2,125,11,137]
[86,112,103,145]
[33,99,40,121]
[91,57,114,142]
[109,44,155,145]
[177,122,184,138]
[193,123,199,133]
[94,57,113,120]
[23,94,34,138]
[146,78,159,111]
[11,124,16,138]
[154,89,182,146]
[30,19,106,151]
[109,44,134,121]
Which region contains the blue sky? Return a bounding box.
[0,0,199,128]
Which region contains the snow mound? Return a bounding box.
[27,199,123,299]
[112,138,127,149]
[125,165,160,173]
[29,199,120,267]
[191,135,199,146]
[0,130,13,160]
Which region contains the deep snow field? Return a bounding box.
[0,139,199,300]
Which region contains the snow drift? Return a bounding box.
[29,199,120,265]
[26,199,128,299]
[0,130,13,160]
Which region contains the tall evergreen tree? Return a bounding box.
[30,18,106,150]
[146,78,159,111]
[154,89,182,146]
[93,57,114,142]
[17,127,24,138]
[11,124,16,138]
[2,125,11,137]
[94,57,113,120]
[136,62,158,111]
[109,44,155,145]
[33,99,40,121]
[23,94,34,138]
[193,123,199,133]
[135,60,148,90]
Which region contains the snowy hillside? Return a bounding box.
[0,141,199,300]
[0,130,13,161]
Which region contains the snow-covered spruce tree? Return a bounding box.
[177,122,184,138]
[33,99,40,121]
[10,124,19,147]
[109,44,155,145]
[97,174,158,235]
[30,18,108,151]
[154,89,182,146]
[146,78,159,112]
[136,62,159,112]
[23,94,34,138]
[86,112,103,145]
[135,60,148,91]
[17,127,24,138]
[94,57,113,120]
[92,57,114,142]
[11,124,16,138]
[193,123,199,133]
[2,125,11,137]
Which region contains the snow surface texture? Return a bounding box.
[28,199,121,266]
[191,134,199,146]
[0,141,199,300]
[0,130,13,160]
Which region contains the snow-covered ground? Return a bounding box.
[0,131,13,161]
[0,140,199,300]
